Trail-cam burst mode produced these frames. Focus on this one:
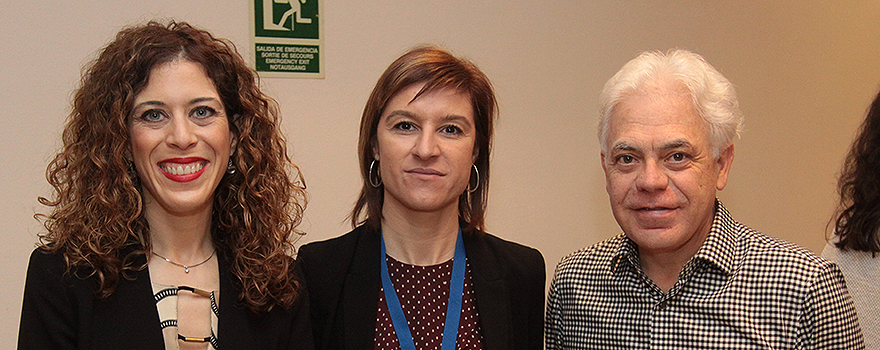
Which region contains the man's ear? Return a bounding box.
[715,144,734,191]
[600,152,607,173]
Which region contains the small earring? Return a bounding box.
[226,158,236,175]
[467,164,479,193]
[369,160,382,188]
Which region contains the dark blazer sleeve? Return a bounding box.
[522,245,546,350]
[514,242,545,350]
[466,232,545,350]
[297,242,335,348]
[18,248,165,350]
[18,249,81,349]
[298,226,382,350]
[286,262,317,350]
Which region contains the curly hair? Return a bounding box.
[832,89,880,254]
[37,20,307,312]
[351,45,497,234]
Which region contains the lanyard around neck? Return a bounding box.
[380,228,466,350]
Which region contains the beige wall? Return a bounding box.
[2,0,879,345]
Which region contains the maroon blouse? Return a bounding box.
[374,255,483,350]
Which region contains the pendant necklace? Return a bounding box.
[151,250,216,273]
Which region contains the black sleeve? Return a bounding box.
[525,248,546,350]
[286,260,316,350]
[296,243,327,348]
[18,249,80,350]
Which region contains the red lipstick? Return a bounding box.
[159,157,208,183]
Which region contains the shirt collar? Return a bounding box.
[692,200,739,275]
[610,200,740,276]
[611,234,638,273]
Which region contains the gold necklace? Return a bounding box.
[151,250,215,273]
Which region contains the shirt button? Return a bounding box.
[657,301,668,311]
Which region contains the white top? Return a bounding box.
[822,241,880,349]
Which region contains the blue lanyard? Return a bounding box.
[380,228,466,350]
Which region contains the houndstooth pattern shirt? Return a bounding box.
[545,201,864,349]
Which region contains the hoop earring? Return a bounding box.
[369,160,382,188]
[467,164,479,193]
[226,158,236,175]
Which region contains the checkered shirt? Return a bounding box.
[546,201,864,349]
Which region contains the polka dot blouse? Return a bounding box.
[374,255,483,350]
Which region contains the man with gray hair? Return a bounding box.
[545,49,864,349]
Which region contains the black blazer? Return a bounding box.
[18,248,314,350]
[298,224,545,350]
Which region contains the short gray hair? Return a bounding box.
[598,49,743,158]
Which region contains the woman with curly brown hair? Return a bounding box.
[298,46,545,350]
[823,88,880,348]
[18,21,312,350]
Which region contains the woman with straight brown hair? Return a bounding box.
[298,46,545,350]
